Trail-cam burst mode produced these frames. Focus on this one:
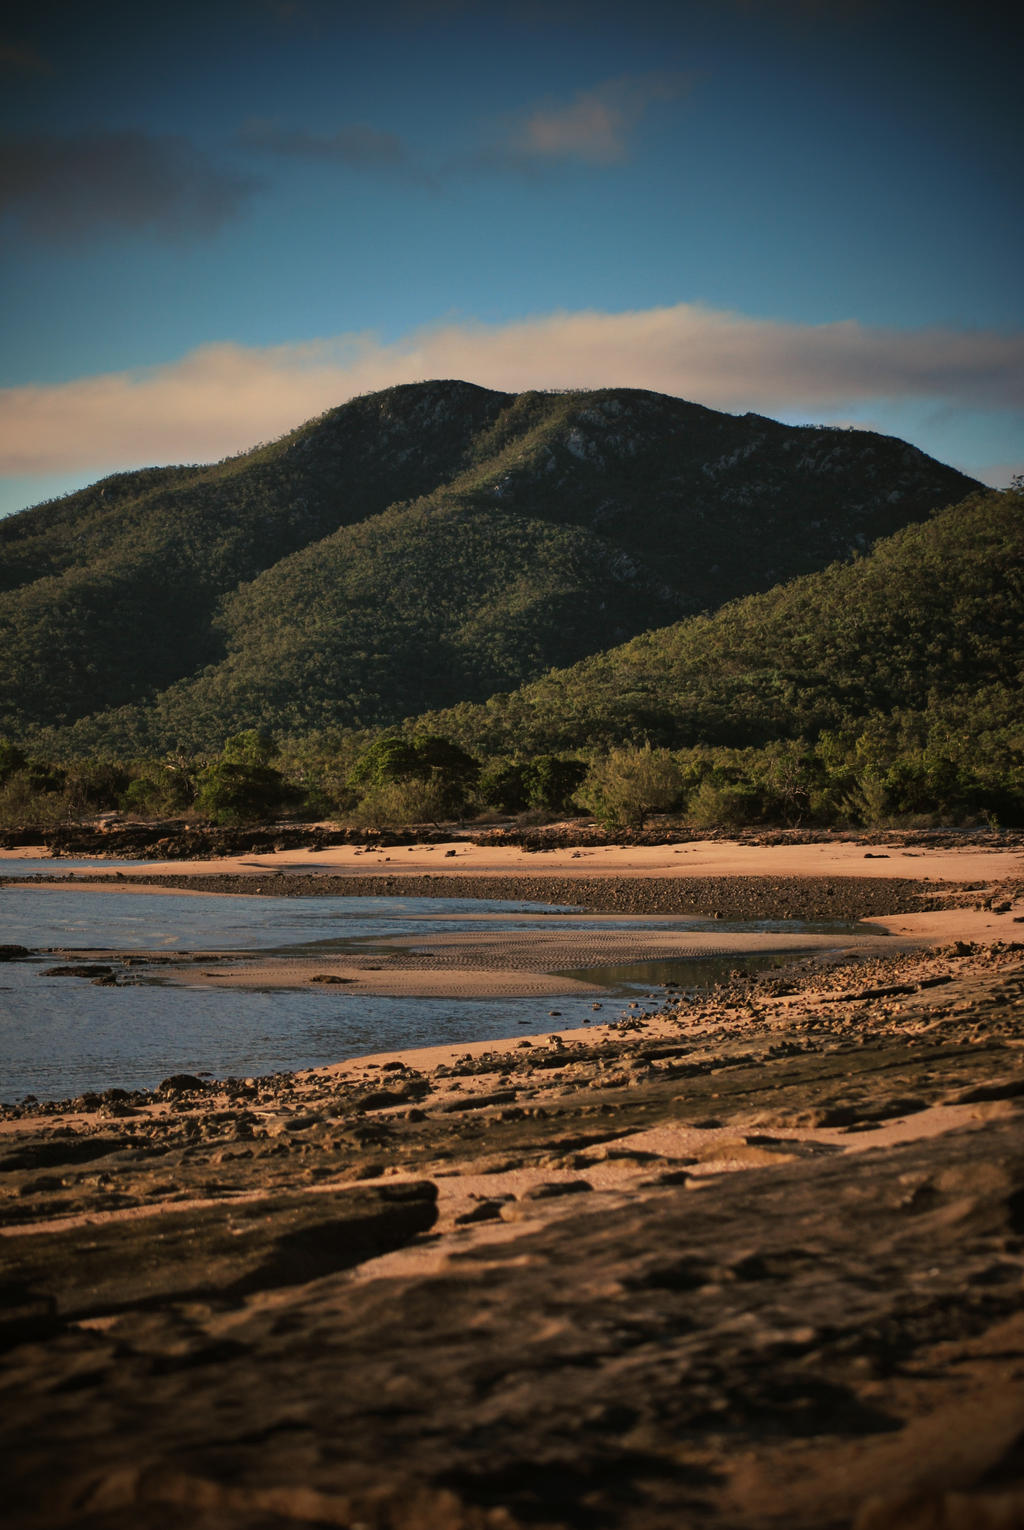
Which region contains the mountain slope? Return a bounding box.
[0,381,509,728]
[409,487,1023,757]
[0,381,978,750]
[138,501,687,748]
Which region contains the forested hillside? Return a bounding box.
[412,486,1023,761]
[0,381,976,754]
[0,381,508,732]
[2,486,1020,831]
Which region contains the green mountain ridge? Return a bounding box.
[0,380,978,755]
[410,486,1023,766]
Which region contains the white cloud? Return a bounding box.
[0,302,1021,478]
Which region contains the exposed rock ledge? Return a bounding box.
[2,937,1023,1529]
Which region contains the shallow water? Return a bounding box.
[1,858,145,875]
[1,885,579,951]
[0,876,857,1102]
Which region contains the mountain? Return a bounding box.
[409,486,1023,759]
[0,380,977,754]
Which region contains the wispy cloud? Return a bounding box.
[501,72,689,167]
[239,73,686,184]
[1,303,1020,478]
[240,117,411,171]
[515,90,629,166]
[0,131,259,243]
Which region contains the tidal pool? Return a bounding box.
[0,878,857,1101]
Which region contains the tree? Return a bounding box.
[577,744,682,829]
[195,762,298,825]
[354,777,458,829]
[477,754,586,816]
[0,740,27,785]
[523,754,587,813]
[121,755,198,817]
[686,778,763,829]
[221,729,278,767]
[62,758,132,816]
[347,737,422,793]
[408,734,479,793]
[347,733,480,819]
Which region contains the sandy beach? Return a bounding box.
[9,830,1021,883]
[6,832,1022,998]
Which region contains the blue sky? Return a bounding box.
[1,0,1020,517]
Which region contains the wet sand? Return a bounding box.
[155,923,934,996]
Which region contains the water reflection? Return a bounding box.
[555,951,797,992]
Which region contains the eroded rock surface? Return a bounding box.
[2,940,1023,1529]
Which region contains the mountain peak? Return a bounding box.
[0,384,979,753]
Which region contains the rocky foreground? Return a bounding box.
[2,911,1024,1529]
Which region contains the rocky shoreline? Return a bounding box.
[2,913,1024,1528]
[1,869,985,921]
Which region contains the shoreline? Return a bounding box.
[2,839,1024,1526]
[8,867,1023,1008]
[4,826,1023,884]
[4,835,1022,1044]
[2,920,1023,1528]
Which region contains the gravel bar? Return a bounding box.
[7,871,976,920]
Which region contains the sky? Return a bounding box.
[1,0,1021,519]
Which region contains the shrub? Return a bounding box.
[686,779,763,829]
[578,744,682,829]
[351,776,463,828]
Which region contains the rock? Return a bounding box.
[951,1076,1024,1104]
[40,964,114,979]
[521,1178,594,1200]
[3,927,1023,1528]
[355,1083,429,1111]
[0,1134,131,1172]
[454,1199,509,1226]
[0,1181,438,1320]
[441,1090,518,1113]
[854,1490,1024,1529]
[158,1074,208,1095]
